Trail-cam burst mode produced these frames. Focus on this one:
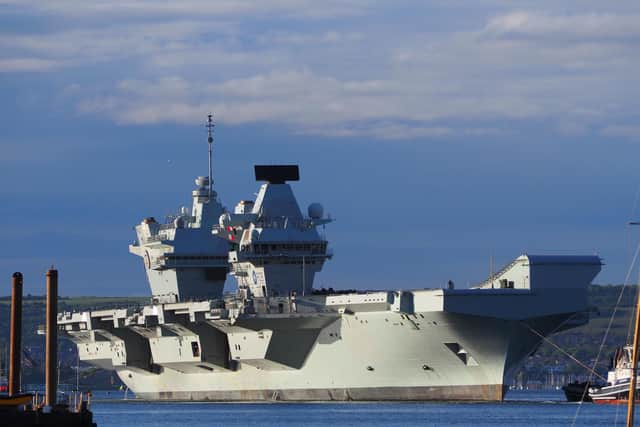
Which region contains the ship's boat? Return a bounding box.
[589,346,640,404]
[562,381,601,402]
[57,119,602,401]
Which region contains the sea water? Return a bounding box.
[85,390,636,426]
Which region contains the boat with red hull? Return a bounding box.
[590,346,640,404]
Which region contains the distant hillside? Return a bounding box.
[514,284,637,387]
[0,287,637,389]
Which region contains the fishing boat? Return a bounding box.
[589,346,640,404]
[562,380,598,402]
[587,221,640,426]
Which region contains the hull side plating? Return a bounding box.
[112,311,567,402]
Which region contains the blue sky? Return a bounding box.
[1,1,640,296]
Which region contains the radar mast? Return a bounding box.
[206,114,214,201]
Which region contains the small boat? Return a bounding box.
[589,346,640,404]
[563,381,599,402]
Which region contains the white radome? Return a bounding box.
[308,202,323,219]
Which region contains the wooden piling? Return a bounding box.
[45,269,58,406]
[8,272,23,396]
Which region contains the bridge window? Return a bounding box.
[191,341,200,357]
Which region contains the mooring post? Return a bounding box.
[8,272,23,396]
[45,269,58,407]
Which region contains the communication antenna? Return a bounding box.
[206,114,214,200]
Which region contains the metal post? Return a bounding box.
[8,272,23,396]
[76,350,80,395]
[45,269,58,407]
[207,114,214,201]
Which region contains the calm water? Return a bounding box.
[86,390,638,426]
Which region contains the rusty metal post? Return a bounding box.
[45,269,58,406]
[8,272,23,396]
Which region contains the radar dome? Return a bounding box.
[308,203,323,219]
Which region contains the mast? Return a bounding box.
[627,285,640,426]
[206,114,214,201]
[627,221,640,426]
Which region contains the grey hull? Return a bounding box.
[112,309,572,402]
[59,256,602,402]
[137,384,506,402]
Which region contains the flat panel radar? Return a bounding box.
[254,165,300,183]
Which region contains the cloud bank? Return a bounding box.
[2,1,639,139]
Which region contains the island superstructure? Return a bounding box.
[219,165,332,299]
[128,115,228,303]
[58,118,602,401]
[128,173,228,303]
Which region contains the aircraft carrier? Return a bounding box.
[58,116,602,401]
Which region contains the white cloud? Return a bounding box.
[70,69,543,139]
[482,11,640,43]
[256,31,363,46]
[8,0,369,19]
[2,3,640,139]
[0,57,58,72]
[601,125,640,140]
[0,21,237,66]
[306,124,453,140]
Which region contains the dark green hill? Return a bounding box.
[515,284,638,388]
